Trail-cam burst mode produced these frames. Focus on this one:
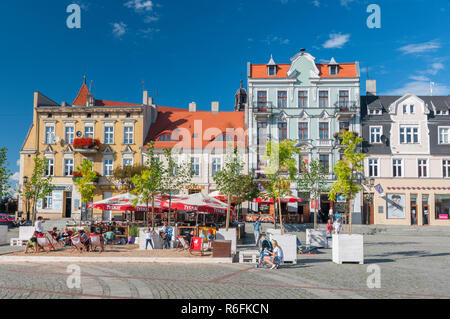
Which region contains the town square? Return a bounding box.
[0,0,450,307]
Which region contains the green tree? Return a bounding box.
[328,130,365,234]
[111,164,147,192]
[297,159,329,230]
[213,147,249,231]
[160,148,192,226]
[263,140,301,234]
[28,157,53,223]
[131,143,163,228]
[0,148,12,201]
[73,159,98,221]
[232,173,260,221]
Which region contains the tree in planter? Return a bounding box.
[262,140,301,235]
[160,148,191,227]
[111,164,147,192]
[27,157,53,223]
[328,130,365,235]
[131,143,163,229]
[213,147,250,231]
[297,159,329,230]
[73,159,98,221]
[0,148,12,202]
[232,173,260,222]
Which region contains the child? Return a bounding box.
[333,218,342,234]
[25,235,37,254]
[207,229,215,250]
[326,219,334,236]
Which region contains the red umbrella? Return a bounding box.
[161,193,232,216]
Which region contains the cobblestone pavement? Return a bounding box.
[0,225,449,299]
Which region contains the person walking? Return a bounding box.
[253,217,262,248]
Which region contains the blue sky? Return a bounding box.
[1,0,449,185]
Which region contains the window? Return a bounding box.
[278,122,287,141]
[45,159,54,177]
[124,126,134,144]
[42,194,53,209]
[257,91,267,110]
[443,160,450,178]
[403,105,407,114]
[400,126,419,144]
[123,158,133,167]
[298,122,308,140]
[84,126,94,139]
[104,126,114,144]
[277,91,287,108]
[339,90,349,109]
[393,159,403,178]
[370,126,382,144]
[319,91,328,108]
[212,158,222,177]
[435,195,450,220]
[298,91,308,108]
[436,110,449,115]
[439,127,450,144]
[158,134,175,142]
[368,109,382,115]
[64,159,74,176]
[103,159,113,176]
[319,122,329,140]
[191,157,200,177]
[418,159,428,178]
[65,126,74,145]
[268,66,276,76]
[45,126,55,144]
[329,65,338,75]
[104,113,110,118]
[319,154,329,173]
[257,122,268,144]
[339,122,350,132]
[410,105,415,114]
[368,159,379,177]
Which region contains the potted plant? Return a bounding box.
[73,138,101,149]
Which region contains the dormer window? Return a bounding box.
[436,110,449,115]
[329,65,338,75]
[410,105,415,114]
[268,66,276,76]
[368,109,382,115]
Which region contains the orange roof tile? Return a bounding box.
[250,62,358,79]
[72,83,141,107]
[145,107,247,149]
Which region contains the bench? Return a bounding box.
[239,250,259,264]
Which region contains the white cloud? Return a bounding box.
[386,81,450,96]
[322,33,350,49]
[263,35,290,45]
[340,0,356,7]
[312,0,320,7]
[409,75,430,82]
[428,62,444,75]
[124,0,154,12]
[112,22,127,38]
[398,40,441,55]
[16,159,19,167]
[10,172,19,182]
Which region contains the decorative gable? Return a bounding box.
[102,145,114,155]
[43,145,56,155]
[121,145,135,155]
[62,145,74,154]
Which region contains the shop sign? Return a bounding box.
[185,185,205,190]
[439,214,449,220]
[53,185,72,191]
[337,194,347,203]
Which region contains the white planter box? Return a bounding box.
[270,234,297,264]
[0,226,8,245]
[332,234,364,265]
[216,228,237,254]
[19,226,35,241]
[266,228,281,240]
[306,229,328,248]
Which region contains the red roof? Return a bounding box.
[145,106,247,149]
[72,83,141,107]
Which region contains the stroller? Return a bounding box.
[255,238,274,269]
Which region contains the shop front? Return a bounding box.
[372,179,450,226]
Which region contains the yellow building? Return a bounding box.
[19,78,157,221]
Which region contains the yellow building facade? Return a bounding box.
[19,80,156,221]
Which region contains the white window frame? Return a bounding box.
[277,90,288,109]
[123,125,134,145]
[418,159,428,178]
[318,121,330,141]
[191,157,200,177]
[45,158,54,177]
[338,90,350,109]
[297,90,309,108]
[368,108,382,115]
[45,125,55,144]
[392,159,403,178]
[122,157,133,167]
[438,126,450,144]
[399,125,419,144]
[211,157,222,177]
[84,125,95,139]
[104,124,114,145]
[370,126,383,144]
[268,65,276,76]
[443,159,450,178]
[103,158,114,177]
[64,126,75,145]
[64,158,74,177]
[318,90,329,108]
[368,158,379,178]
[42,193,53,209]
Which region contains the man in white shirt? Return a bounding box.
[34,216,44,234]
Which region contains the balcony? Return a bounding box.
[252,102,273,120]
[336,103,358,119]
[73,138,101,153]
[317,139,333,147]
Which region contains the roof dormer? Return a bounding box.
[328,57,339,76]
[267,55,277,76]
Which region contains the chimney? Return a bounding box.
[211,101,219,114]
[143,90,149,105]
[86,93,95,107]
[61,101,67,107]
[366,80,377,96]
[189,102,197,112]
